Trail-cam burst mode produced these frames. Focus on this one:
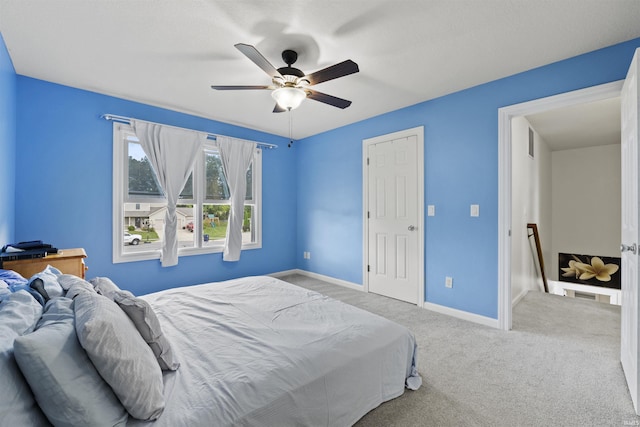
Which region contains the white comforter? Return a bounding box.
[129,276,421,426]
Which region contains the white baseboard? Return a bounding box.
[512,288,528,307]
[270,269,364,292]
[271,269,498,328]
[422,301,499,329]
[269,269,299,278]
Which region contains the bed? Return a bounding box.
[1,271,421,426]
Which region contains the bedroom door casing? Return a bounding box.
[621,47,640,414]
[363,127,424,305]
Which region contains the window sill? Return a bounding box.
[113,243,262,264]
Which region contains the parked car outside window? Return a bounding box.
[124,232,142,246]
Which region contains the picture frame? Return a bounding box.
[558,253,621,290]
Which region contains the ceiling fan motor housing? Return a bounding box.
[278,49,305,79]
[277,66,305,78]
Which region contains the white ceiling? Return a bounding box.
[526,97,621,152]
[1,0,639,140]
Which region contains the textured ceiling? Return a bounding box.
[1,0,640,139]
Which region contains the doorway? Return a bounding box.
[363,126,424,305]
[511,97,621,305]
[497,80,624,330]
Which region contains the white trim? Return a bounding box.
[497,80,624,330]
[362,126,425,307]
[269,269,300,278]
[362,146,370,294]
[423,301,499,329]
[548,280,621,306]
[112,123,126,263]
[270,269,364,291]
[512,288,528,307]
[497,105,512,331]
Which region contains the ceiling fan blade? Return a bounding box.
[235,43,283,79]
[306,89,352,109]
[211,85,273,90]
[303,60,359,86]
[273,103,287,113]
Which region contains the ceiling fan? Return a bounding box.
[211,43,359,113]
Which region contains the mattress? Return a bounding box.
[129,275,421,426]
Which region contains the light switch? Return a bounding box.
[427,205,435,216]
[470,204,480,217]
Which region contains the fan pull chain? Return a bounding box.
[288,108,294,148]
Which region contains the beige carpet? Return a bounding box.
[279,273,640,427]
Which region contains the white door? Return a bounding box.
[621,48,640,414]
[366,133,420,304]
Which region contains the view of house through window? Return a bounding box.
[115,126,261,262]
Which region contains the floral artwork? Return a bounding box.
[558,253,621,290]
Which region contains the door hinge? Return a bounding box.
[367,157,369,166]
[367,265,370,272]
[367,211,370,219]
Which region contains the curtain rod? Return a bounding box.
[100,113,278,149]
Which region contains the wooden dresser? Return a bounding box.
[2,248,87,279]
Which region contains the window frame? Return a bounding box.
[112,123,262,263]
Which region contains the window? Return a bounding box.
[113,123,262,263]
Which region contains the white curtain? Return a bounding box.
[216,136,256,262]
[132,120,206,267]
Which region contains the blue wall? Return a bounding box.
[7,34,640,318]
[14,77,297,295]
[295,38,640,319]
[0,34,16,246]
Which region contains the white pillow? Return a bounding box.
[0,291,49,426]
[74,291,165,421]
[14,297,128,427]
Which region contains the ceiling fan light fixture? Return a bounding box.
[271,86,306,110]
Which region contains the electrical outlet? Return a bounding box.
[445,276,453,288]
[307,252,311,259]
[427,205,435,216]
[470,204,480,217]
[303,251,311,259]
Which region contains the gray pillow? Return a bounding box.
[58,274,96,299]
[74,291,165,421]
[14,298,128,427]
[113,290,180,371]
[0,291,49,426]
[89,276,121,299]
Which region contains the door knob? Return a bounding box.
[408,225,416,231]
[621,243,637,254]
